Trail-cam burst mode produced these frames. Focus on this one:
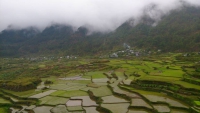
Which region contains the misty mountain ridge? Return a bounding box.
[0,6,200,57]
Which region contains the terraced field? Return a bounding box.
[0,53,200,113]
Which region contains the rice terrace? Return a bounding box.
[0,52,200,113]
[1,0,200,113]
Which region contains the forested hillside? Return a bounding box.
[0,6,200,57]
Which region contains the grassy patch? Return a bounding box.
[0,98,11,104]
[90,86,113,97]
[50,83,87,90]
[115,72,126,79]
[139,76,180,82]
[38,64,46,68]
[80,87,96,91]
[0,107,9,113]
[29,90,56,98]
[160,70,184,77]
[128,109,150,113]
[194,101,200,106]
[92,78,109,83]
[67,106,84,111]
[39,96,69,105]
[101,103,130,113]
[50,90,88,97]
[120,85,163,96]
[172,81,200,90]
[87,71,107,79]
[87,83,101,88]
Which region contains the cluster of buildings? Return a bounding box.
[24,55,78,61]
[109,43,140,58]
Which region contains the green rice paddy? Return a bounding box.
[0,98,11,104]
[101,103,130,113]
[90,86,113,97]
[0,107,9,113]
[50,90,88,97]
[39,96,69,105]
[0,53,200,113]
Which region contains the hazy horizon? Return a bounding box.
[1,0,200,33]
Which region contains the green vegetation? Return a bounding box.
[0,107,9,113]
[1,7,200,57]
[88,71,107,79]
[39,96,69,105]
[0,98,11,104]
[29,90,56,98]
[172,81,200,90]
[90,86,113,97]
[50,90,88,97]
[128,109,149,113]
[2,89,44,97]
[50,83,87,91]
[170,109,189,113]
[0,52,200,113]
[194,101,200,107]
[67,106,84,111]
[1,5,200,112]
[101,103,130,113]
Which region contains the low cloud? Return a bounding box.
[0,0,200,32]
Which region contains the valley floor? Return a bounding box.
[0,53,200,113]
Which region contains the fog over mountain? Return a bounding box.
[0,0,200,33]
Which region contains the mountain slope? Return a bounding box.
[0,6,200,57]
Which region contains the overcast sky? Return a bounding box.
[0,0,200,32]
